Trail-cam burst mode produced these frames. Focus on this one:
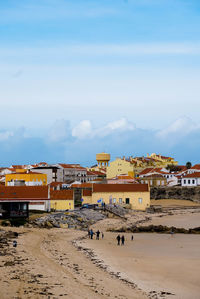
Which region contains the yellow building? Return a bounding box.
[106,158,135,179]
[82,189,93,204]
[82,183,150,211]
[147,153,178,166]
[5,170,47,186]
[50,190,74,210]
[106,154,178,179]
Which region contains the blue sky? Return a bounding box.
[0,0,200,166]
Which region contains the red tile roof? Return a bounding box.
[71,183,93,188]
[6,171,46,175]
[0,186,48,200]
[49,182,63,187]
[176,165,187,171]
[183,173,200,178]
[141,174,165,178]
[191,164,200,170]
[139,168,154,175]
[139,168,166,176]
[93,183,149,193]
[11,165,26,169]
[58,164,86,170]
[87,170,106,176]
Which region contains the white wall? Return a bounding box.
[31,168,63,184]
[29,200,50,211]
[7,180,43,186]
[29,204,45,211]
[181,178,198,186]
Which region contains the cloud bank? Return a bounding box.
[0,116,199,166]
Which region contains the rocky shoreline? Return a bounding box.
[109,224,200,234]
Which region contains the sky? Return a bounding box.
[0,0,200,166]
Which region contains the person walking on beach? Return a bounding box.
[121,235,125,245]
[170,228,175,237]
[131,235,134,241]
[90,229,94,239]
[96,230,100,240]
[102,232,104,239]
[88,229,91,238]
[116,234,121,245]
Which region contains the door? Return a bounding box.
[125,198,130,204]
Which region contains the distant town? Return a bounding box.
[0,152,199,217]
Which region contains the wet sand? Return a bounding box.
[80,232,200,299]
[150,199,200,208]
[144,211,200,228]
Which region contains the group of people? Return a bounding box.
[116,234,134,245]
[88,228,135,246]
[88,229,104,240]
[116,234,125,245]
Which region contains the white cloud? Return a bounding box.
[1,116,200,165]
[72,120,92,140]
[95,118,135,137]
[157,116,200,139]
[71,118,135,140]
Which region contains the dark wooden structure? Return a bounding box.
[0,201,29,218]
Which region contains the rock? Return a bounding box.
[46,221,54,228]
[77,217,83,222]
[60,223,68,228]
[151,186,200,202]
[1,220,11,227]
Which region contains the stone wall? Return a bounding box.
[150,186,200,202]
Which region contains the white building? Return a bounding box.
[181,173,200,186]
[56,164,87,183]
[31,166,63,184]
[187,164,200,174]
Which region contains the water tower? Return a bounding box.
[96,152,110,168]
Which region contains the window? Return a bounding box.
[184,180,186,184]
[192,180,195,184]
[22,203,27,211]
[138,198,143,204]
[188,180,190,184]
[119,198,122,204]
[113,198,116,203]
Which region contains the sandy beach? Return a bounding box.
[0,227,147,299]
[0,206,200,299]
